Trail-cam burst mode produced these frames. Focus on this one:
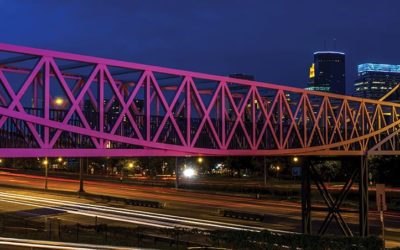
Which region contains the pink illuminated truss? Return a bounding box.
[0,43,399,158]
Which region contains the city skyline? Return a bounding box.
[0,2,399,248]
[0,1,399,95]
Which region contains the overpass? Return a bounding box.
[0,43,399,158]
[0,43,399,237]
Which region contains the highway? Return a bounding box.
[0,191,264,232]
[0,236,140,250]
[0,170,399,247]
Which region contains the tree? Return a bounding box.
[312,160,341,183]
[369,155,400,185]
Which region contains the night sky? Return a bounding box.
[0,0,399,94]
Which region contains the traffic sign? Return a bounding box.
[292,167,301,177]
[376,184,387,212]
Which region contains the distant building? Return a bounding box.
[229,73,255,81]
[306,51,346,94]
[228,73,255,120]
[354,63,400,100]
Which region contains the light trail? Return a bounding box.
[0,191,268,232]
[0,236,140,250]
[0,196,174,229]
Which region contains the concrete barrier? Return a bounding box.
[221,209,264,221]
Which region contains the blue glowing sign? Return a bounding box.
[358,63,400,74]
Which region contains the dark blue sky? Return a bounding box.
[0,0,399,94]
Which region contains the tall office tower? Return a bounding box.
[354,63,400,100]
[306,51,346,94]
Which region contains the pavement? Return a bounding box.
[0,170,398,248]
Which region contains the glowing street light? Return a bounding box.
[293,156,299,163]
[183,168,195,178]
[197,157,203,164]
[128,162,134,168]
[276,166,280,171]
[54,97,64,106]
[42,159,49,165]
[0,159,2,164]
[57,157,63,163]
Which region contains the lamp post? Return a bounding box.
[197,157,203,174]
[127,162,134,178]
[43,158,49,190]
[162,161,167,175]
[276,165,280,180]
[175,157,179,189]
[263,156,267,186]
[79,158,85,193]
[292,156,300,183]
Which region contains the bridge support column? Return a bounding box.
[301,161,311,234]
[175,157,179,189]
[79,157,85,193]
[359,155,369,237]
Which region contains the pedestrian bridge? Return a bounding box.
[0,43,399,157]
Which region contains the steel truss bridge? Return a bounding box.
[0,43,399,237]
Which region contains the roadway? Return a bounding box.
[0,170,399,247]
[0,237,140,250]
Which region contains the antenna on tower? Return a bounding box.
[333,38,337,50]
[324,40,327,50]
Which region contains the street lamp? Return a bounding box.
[128,162,134,168]
[162,161,168,175]
[276,165,281,179]
[57,157,63,163]
[43,158,49,190]
[293,156,299,163]
[197,157,203,174]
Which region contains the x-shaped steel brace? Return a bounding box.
[310,163,358,236]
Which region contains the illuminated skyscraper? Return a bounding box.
[354,63,400,100]
[306,51,346,94]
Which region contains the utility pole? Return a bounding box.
[263,156,267,186]
[44,157,48,190]
[79,158,85,193]
[175,157,179,189]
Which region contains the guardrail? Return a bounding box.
[221,209,264,222]
[81,193,165,208]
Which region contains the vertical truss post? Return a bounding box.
[44,59,50,146]
[186,79,191,146]
[301,160,311,234]
[99,66,104,147]
[360,155,369,237]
